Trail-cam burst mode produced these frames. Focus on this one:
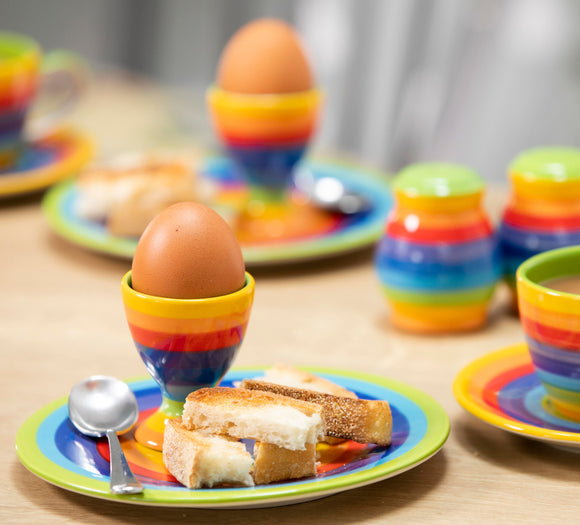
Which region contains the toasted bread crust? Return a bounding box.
[240,380,392,446]
[253,442,317,485]
[184,386,322,416]
[163,418,254,488]
[263,364,358,398]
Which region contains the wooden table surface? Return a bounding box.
[2,72,577,524]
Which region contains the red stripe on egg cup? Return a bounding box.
[127,323,247,351]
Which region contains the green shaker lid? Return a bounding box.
[510,147,580,181]
[393,162,483,197]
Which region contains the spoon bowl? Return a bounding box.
[294,167,371,215]
[69,375,143,495]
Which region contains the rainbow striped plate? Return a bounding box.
[453,344,580,450]
[15,367,448,509]
[42,155,392,266]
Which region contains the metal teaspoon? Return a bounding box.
[68,375,143,494]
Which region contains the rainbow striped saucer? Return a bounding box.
[0,126,93,198]
[453,343,580,450]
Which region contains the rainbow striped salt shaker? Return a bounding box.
[375,163,500,333]
[499,147,580,301]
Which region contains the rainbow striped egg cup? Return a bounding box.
[517,246,580,422]
[375,163,500,333]
[500,147,580,298]
[121,270,255,450]
[207,87,325,243]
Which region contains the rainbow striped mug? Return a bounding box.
[0,31,84,171]
[375,163,500,333]
[517,246,580,422]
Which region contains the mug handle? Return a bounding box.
[25,49,88,139]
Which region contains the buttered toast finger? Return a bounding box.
[181,386,325,450]
[239,379,392,447]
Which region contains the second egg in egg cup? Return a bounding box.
[207,87,336,243]
[121,270,255,450]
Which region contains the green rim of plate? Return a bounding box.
[15,366,449,508]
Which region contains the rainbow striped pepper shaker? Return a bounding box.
[499,147,580,299]
[375,163,500,333]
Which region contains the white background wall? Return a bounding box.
[3,0,580,182]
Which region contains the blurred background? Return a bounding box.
[4,0,580,182]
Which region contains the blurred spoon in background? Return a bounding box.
[294,167,371,215]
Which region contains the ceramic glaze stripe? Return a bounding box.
[137,345,239,400]
[213,116,316,142]
[526,337,580,371]
[221,127,313,147]
[121,272,255,320]
[510,176,580,199]
[519,302,580,334]
[481,363,534,418]
[375,252,499,292]
[502,207,580,231]
[520,316,580,350]
[125,307,251,334]
[458,346,532,413]
[376,235,499,264]
[385,220,493,244]
[499,222,580,253]
[379,284,494,306]
[128,322,247,351]
[207,87,321,115]
[0,81,37,109]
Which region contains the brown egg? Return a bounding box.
[131,202,246,299]
[217,18,313,94]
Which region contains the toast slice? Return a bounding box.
[163,418,254,488]
[181,387,325,451]
[239,380,392,447]
[253,442,318,485]
[261,364,358,399]
[258,364,358,445]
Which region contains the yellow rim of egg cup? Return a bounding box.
[121,271,255,319]
[207,86,322,117]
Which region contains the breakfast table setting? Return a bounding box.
[2,23,579,525]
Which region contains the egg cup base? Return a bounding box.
[234,195,336,244]
[134,395,184,451]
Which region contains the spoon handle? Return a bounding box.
[106,429,143,494]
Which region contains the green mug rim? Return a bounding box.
[0,31,40,64]
[517,245,580,296]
